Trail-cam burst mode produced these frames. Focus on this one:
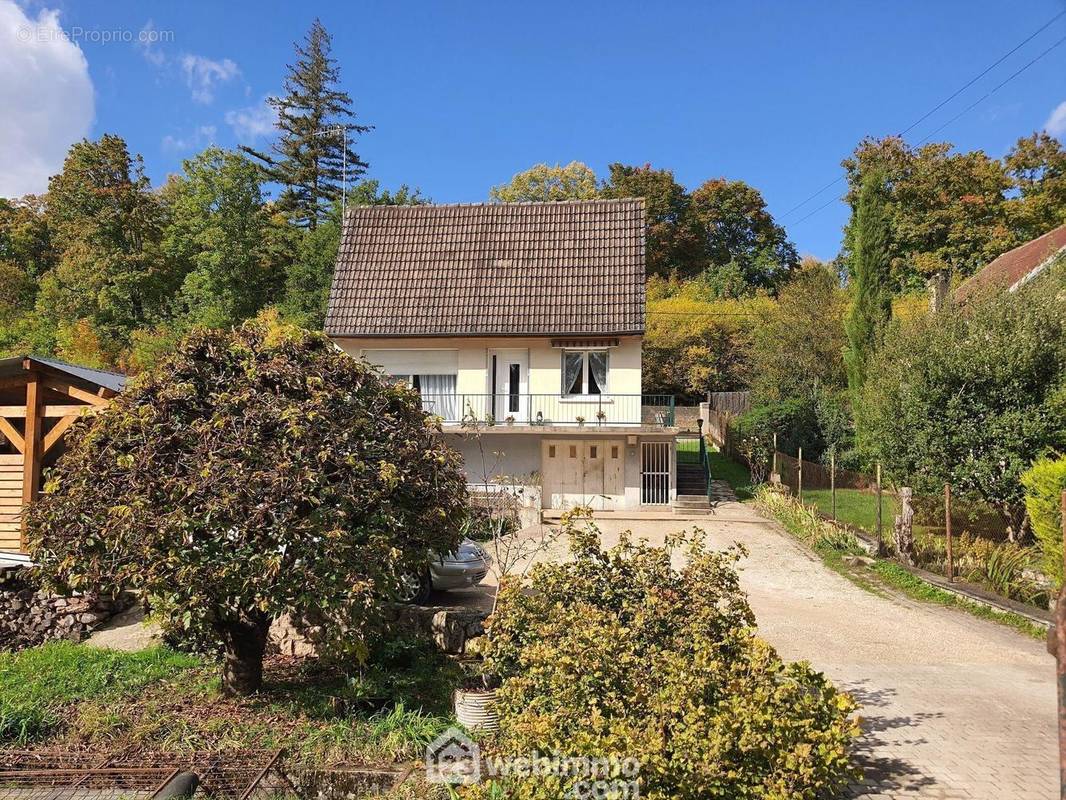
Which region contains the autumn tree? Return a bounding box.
[241,20,370,228]
[688,178,798,293]
[35,134,169,366]
[489,162,598,203]
[27,319,469,695]
[601,163,702,278]
[844,172,893,395]
[0,196,53,352]
[1004,132,1066,240]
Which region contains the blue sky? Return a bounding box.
[4,1,1066,260]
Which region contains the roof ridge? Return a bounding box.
[344,197,645,213]
[25,354,125,378]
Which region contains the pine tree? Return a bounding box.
[241,20,369,229]
[844,171,893,395]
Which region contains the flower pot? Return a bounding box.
[454,688,499,732]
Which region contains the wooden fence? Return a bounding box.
[707,391,751,415]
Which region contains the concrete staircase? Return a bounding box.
[674,461,710,514]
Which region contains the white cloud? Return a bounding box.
[180,53,239,104]
[225,98,277,140]
[136,20,166,66]
[0,1,94,198]
[161,124,217,153]
[1044,101,1066,139]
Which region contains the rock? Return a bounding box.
[843,555,875,568]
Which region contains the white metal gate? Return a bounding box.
[641,441,671,505]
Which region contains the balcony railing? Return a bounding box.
[418,393,675,428]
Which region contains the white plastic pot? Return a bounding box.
[454,688,499,732]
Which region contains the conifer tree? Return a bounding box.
[241,20,369,228]
[844,171,893,395]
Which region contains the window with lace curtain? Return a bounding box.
[561,350,608,396]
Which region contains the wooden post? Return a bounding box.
[830,449,837,520]
[876,463,883,555]
[797,447,803,503]
[772,433,778,478]
[944,483,954,582]
[21,370,43,551]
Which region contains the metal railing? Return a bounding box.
[417,393,675,427]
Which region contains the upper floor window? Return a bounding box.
[562,350,608,396]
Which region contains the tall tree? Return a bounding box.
[489,162,598,203]
[688,178,799,292]
[35,134,168,366]
[1004,132,1066,241]
[241,20,369,229]
[602,163,703,278]
[844,172,893,395]
[163,147,290,330]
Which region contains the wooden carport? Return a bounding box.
[0,356,124,555]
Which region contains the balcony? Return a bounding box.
[418,393,676,429]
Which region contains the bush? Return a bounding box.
[26,318,469,695]
[1022,454,1066,588]
[731,397,824,478]
[483,510,858,800]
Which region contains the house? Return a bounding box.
[325,199,696,515]
[0,356,124,559]
[955,223,1066,302]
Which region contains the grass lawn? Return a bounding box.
[706,448,754,501]
[803,488,897,535]
[0,635,464,771]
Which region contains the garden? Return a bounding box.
[0,318,862,799]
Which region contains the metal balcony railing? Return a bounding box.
[417,393,675,428]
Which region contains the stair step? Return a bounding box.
[674,495,710,507]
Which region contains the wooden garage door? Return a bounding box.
[0,455,23,553]
[541,440,624,510]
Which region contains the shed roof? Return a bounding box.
[0,356,125,393]
[955,224,1066,302]
[324,199,646,338]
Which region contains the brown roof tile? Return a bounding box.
[955,224,1066,301]
[324,199,646,337]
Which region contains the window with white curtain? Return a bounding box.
[391,373,458,420]
[561,350,608,396]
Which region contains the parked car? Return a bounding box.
[398,539,492,604]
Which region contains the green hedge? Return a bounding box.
[1022,454,1066,588]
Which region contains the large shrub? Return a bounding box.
[858,263,1066,541]
[484,511,858,800]
[1022,454,1066,587]
[26,319,468,695]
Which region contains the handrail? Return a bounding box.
[417,393,676,427]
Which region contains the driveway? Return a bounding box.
[456,500,1057,799]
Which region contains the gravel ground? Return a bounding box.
[459,501,1057,799]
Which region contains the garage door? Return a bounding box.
[541,440,624,510]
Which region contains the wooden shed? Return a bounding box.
[0,356,124,556]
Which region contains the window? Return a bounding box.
[394,373,457,420]
[549,445,556,458]
[562,350,608,396]
[589,446,598,459]
[611,446,619,459]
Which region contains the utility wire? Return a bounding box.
[787,29,1066,229]
[780,10,1066,220]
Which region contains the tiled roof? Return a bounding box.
[324,199,646,337]
[955,224,1066,302]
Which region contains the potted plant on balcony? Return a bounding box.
[596,409,607,426]
[575,415,585,427]
[505,415,515,426]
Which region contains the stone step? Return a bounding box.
[674,494,710,508]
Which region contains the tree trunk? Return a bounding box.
[218,616,270,696]
[999,503,1032,545]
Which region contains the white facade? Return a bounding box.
[333,335,677,512]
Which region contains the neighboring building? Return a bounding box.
[0,356,124,559]
[955,223,1066,303]
[325,199,690,514]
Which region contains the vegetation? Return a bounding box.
[802,488,896,534]
[489,162,599,203]
[483,510,859,800]
[26,318,468,695]
[1022,454,1066,587]
[858,263,1066,541]
[706,448,755,501]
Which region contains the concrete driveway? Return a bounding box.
[449,500,1057,799]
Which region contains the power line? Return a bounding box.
[786,28,1066,230]
[780,10,1066,221]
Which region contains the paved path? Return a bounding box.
[463,502,1057,799]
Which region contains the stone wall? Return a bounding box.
[0,565,129,651]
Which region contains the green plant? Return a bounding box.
[1022,454,1066,588]
[483,508,858,800]
[26,319,468,695]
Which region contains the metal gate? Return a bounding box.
[641,441,671,505]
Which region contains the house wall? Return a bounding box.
[334,336,643,396]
